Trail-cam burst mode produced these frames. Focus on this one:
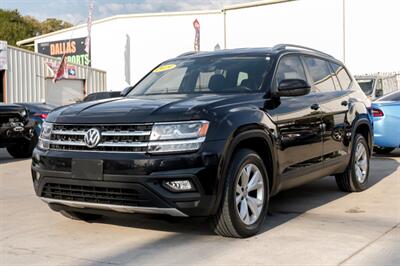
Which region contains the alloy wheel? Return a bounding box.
[355,142,368,183]
[235,163,264,225]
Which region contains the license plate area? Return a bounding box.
[71,159,103,180]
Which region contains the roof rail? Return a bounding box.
[177,51,199,57]
[272,44,335,59]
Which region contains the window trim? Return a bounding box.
[303,55,338,94]
[271,53,310,94]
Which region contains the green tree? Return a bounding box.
[0,9,38,47]
[40,18,73,34]
[0,9,72,50]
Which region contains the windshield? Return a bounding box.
[377,91,400,102]
[356,79,375,95]
[128,56,271,96]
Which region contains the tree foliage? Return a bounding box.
[0,9,73,50]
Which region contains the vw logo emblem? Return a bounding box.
[84,128,101,148]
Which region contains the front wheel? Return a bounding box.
[212,149,269,238]
[374,147,395,154]
[335,134,370,192]
[6,138,36,159]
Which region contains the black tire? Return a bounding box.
[211,149,269,238]
[335,134,370,192]
[6,138,36,159]
[60,210,103,221]
[374,147,395,154]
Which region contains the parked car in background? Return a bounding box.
[356,74,399,100]
[16,103,55,136]
[0,103,36,158]
[372,91,400,154]
[32,44,373,238]
[83,91,122,102]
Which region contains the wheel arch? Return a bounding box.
[352,117,373,155]
[211,124,278,214]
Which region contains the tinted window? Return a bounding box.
[129,56,271,96]
[275,55,306,85]
[377,91,400,102]
[356,79,374,95]
[305,57,335,93]
[331,63,352,90]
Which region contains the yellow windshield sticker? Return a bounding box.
[153,64,176,73]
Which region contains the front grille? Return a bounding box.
[49,124,153,152]
[41,183,151,207]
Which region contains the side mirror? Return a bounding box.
[277,79,311,97]
[120,86,132,97]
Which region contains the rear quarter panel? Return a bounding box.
[373,103,400,148]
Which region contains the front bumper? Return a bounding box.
[31,140,225,217]
[0,119,36,145]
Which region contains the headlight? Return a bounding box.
[37,122,53,150]
[148,121,209,153]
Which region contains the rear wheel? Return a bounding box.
[374,147,395,154]
[212,149,269,238]
[60,211,103,221]
[335,134,370,192]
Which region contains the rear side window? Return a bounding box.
[331,63,352,90]
[304,57,336,93]
[275,55,307,85]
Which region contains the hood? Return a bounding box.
[0,103,26,114]
[47,93,257,124]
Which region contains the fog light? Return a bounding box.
[163,180,194,192]
[32,171,41,182]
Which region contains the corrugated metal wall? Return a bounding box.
[5,46,106,103]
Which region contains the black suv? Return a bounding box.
[32,44,373,237]
[1,103,36,158]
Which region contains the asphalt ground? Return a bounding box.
[1,148,399,266]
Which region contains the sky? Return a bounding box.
[1,0,251,24]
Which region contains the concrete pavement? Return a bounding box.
[0,148,399,266]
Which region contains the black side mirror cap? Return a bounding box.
[277,79,311,97]
[120,86,132,97]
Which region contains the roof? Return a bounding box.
[17,0,295,46]
[224,0,295,11]
[177,47,274,58]
[175,44,339,62]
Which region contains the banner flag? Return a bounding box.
[193,19,200,52]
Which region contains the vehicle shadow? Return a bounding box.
[94,157,399,237]
[82,157,399,265]
[373,148,400,158]
[0,148,29,164]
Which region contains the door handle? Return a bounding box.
[341,100,348,107]
[310,103,320,110]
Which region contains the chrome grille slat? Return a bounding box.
[49,124,153,152]
[101,131,151,136]
[52,130,86,136]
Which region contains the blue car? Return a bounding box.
[372,91,400,154]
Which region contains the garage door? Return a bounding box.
[46,79,85,106]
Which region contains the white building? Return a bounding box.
[17,0,400,91]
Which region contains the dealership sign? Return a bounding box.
[38,37,90,66]
[0,41,7,70]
